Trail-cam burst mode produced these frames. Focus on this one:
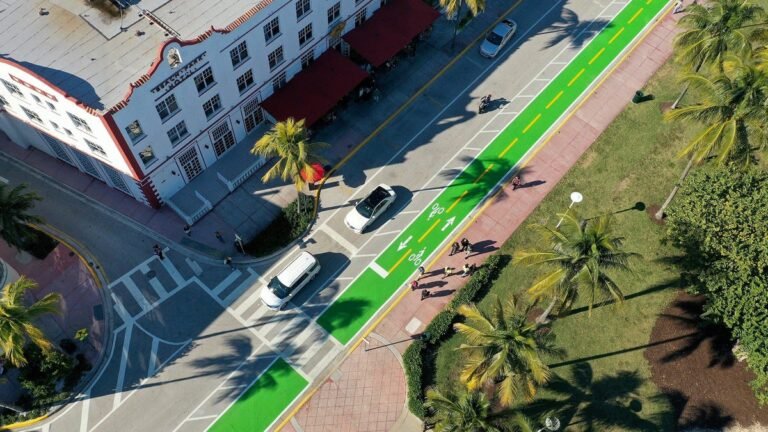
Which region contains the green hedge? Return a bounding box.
[403,254,507,418]
[244,193,314,257]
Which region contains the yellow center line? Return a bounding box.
[589,47,605,65]
[546,91,564,109]
[447,190,468,213]
[418,219,441,243]
[473,163,495,184]
[628,7,644,24]
[609,27,625,44]
[498,137,519,158]
[389,248,412,273]
[646,0,652,4]
[523,113,541,134]
[568,68,585,87]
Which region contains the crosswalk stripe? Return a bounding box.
[122,278,152,312]
[221,270,260,305]
[160,257,186,285]
[148,277,169,299]
[234,290,263,317]
[212,270,243,297]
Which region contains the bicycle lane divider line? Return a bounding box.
[316,0,668,346]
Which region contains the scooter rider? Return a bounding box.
[479,94,492,113]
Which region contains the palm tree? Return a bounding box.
[671,0,767,108]
[0,276,61,367]
[514,213,638,323]
[655,53,768,219]
[0,184,43,250]
[250,118,328,213]
[425,389,534,432]
[440,0,486,48]
[454,297,557,407]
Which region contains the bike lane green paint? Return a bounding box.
[318,0,669,344]
[209,358,307,432]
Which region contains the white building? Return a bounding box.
[0,0,436,223]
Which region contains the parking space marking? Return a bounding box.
[317,224,359,255]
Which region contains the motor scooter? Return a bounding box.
[478,94,491,113]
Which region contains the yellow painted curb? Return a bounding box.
[0,413,49,430]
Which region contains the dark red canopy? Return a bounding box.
[261,50,368,127]
[343,0,440,67]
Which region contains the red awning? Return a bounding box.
[343,0,440,67]
[261,50,369,127]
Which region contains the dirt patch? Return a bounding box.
[615,175,634,192]
[579,150,598,168]
[644,292,768,430]
[646,204,667,225]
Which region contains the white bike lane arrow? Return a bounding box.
[397,235,412,251]
[441,217,456,232]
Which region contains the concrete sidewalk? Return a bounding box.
[277,6,680,432]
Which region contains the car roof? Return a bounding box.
[365,185,392,205]
[493,22,513,36]
[276,251,317,287]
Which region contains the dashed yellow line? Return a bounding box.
[568,68,585,87]
[546,91,564,109]
[589,47,606,65]
[629,7,644,24]
[447,190,468,213]
[418,219,441,243]
[609,27,625,44]
[389,248,412,273]
[499,137,519,158]
[473,163,495,184]
[646,0,652,5]
[523,113,541,134]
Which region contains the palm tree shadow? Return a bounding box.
[540,9,614,49]
[664,389,734,430]
[525,364,663,431]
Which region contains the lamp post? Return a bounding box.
[536,416,561,432]
[234,233,245,255]
[556,191,583,228]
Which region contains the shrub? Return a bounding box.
[59,339,77,355]
[244,193,314,256]
[19,229,58,260]
[403,340,427,418]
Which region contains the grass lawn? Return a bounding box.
[432,61,699,430]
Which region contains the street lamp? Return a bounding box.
[234,233,245,255]
[556,191,583,228]
[536,416,561,432]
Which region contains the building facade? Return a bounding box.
[0,0,380,216]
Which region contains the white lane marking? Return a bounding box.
[111,294,134,324]
[219,384,248,390]
[534,78,550,82]
[370,262,389,278]
[79,392,90,432]
[352,253,377,259]
[187,415,219,421]
[113,323,133,409]
[212,270,243,297]
[161,257,187,285]
[234,290,264,317]
[222,269,260,305]
[498,111,518,115]
[148,337,160,377]
[121,278,152,312]
[148,277,169,299]
[318,224,359,255]
[517,94,536,98]
[465,147,484,151]
[400,210,421,214]
[478,130,500,133]
[185,257,203,276]
[372,230,401,237]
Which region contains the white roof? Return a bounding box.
[0,0,264,112]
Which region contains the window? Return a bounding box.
[84,139,107,156]
[236,69,255,93]
[178,147,203,180]
[268,46,284,70]
[242,96,264,132]
[263,17,281,43]
[298,24,313,46]
[68,113,93,133]
[155,94,180,121]
[202,94,222,119]
[272,72,287,92]
[125,120,145,143]
[167,121,189,146]
[301,51,315,69]
[139,145,156,166]
[355,8,366,26]
[46,101,56,112]
[194,67,216,93]
[1,79,23,97]
[50,121,60,131]
[296,0,311,20]
[21,106,43,124]
[211,121,236,157]
[327,2,340,23]
[230,41,249,68]
[64,128,74,137]
[0,95,8,107]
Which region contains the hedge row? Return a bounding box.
[402,254,507,418]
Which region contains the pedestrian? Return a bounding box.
[153,244,164,260]
[420,289,431,301]
[462,263,470,277]
[224,256,234,270]
[460,238,470,252]
[450,242,460,256]
[418,266,425,280]
[469,263,477,275]
[410,280,419,291]
[183,224,191,236]
[465,243,473,259]
[215,231,224,242]
[512,175,521,191]
[443,266,454,279]
[673,0,684,13]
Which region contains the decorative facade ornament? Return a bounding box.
[167,48,182,68]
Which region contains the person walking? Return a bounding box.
[469,263,477,275]
[417,266,425,280]
[153,244,164,260]
[673,0,684,13]
[410,280,420,291]
[460,238,470,252]
[224,257,235,270]
[462,263,470,277]
[450,242,459,256]
[420,289,431,301]
[465,243,473,259]
[443,266,454,279]
[512,175,521,191]
[215,231,224,243]
[183,224,191,236]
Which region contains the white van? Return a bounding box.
[260,251,321,310]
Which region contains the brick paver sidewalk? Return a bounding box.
[279,8,680,432]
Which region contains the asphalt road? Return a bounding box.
[4,0,669,430]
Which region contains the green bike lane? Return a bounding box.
[209,0,669,429]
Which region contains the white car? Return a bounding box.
[260,251,320,310]
[480,19,518,58]
[344,184,397,233]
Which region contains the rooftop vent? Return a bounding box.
[84,0,124,17]
[141,8,180,38]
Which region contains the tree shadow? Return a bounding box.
[540,9,614,49]
[664,389,734,430]
[527,363,663,431]
[314,298,371,336]
[560,278,680,318]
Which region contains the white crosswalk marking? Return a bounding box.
[222,269,260,305]
[234,290,263,317]
[122,278,152,312]
[212,270,242,296]
[148,277,169,298]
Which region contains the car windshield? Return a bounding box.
[355,187,388,219]
[486,32,503,46]
[268,277,290,299]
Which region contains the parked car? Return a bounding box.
[260,251,320,310]
[344,184,397,233]
[480,19,518,58]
